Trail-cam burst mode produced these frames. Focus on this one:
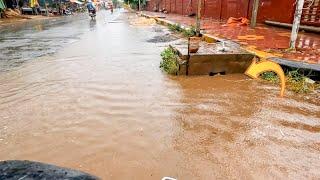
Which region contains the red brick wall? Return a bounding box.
[203,0,221,19]
[175,0,183,14]
[249,0,296,24]
[220,0,250,20]
[183,0,189,15]
[165,0,171,12]
[170,0,176,13]
[145,0,154,11]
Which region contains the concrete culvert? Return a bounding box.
[209,72,216,76]
[209,72,226,76]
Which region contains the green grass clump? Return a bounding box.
[168,23,196,37]
[160,47,179,75]
[260,72,279,83]
[260,69,319,94]
[286,70,317,93]
[182,26,196,37]
[168,23,183,32]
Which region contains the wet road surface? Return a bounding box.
[0,10,320,179]
[0,14,88,72]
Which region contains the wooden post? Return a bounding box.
[196,0,202,36]
[290,0,305,50]
[250,0,259,28]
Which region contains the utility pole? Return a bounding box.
[290,0,305,50]
[250,0,259,28]
[138,0,141,11]
[44,0,48,16]
[196,0,202,36]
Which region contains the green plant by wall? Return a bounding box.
[286,70,317,93]
[168,23,196,37]
[260,72,279,83]
[168,23,182,32]
[182,26,196,37]
[260,69,319,94]
[160,47,179,75]
[124,0,146,9]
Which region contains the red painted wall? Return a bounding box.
[220,0,250,20]
[145,0,296,24]
[181,0,188,15]
[175,0,183,14]
[203,0,221,19]
[250,0,296,24]
[170,0,176,13]
[145,0,153,11]
[165,0,171,12]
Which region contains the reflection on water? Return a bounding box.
[34,24,44,31]
[0,11,319,179]
[0,13,89,72]
[89,19,97,30]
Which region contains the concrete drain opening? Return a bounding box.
[170,40,254,76]
[209,71,226,76]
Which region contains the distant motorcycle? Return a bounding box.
[89,9,96,20]
[110,5,113,13]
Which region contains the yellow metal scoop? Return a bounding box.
[245,58,286,97]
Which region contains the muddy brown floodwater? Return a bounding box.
[0,10,320,179]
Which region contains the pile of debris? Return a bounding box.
[130,16,156,26]
[3,8,30,19]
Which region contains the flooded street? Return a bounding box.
[0,10,320,179]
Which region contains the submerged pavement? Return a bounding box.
[0,9,320,179]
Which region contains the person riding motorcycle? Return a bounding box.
[87,0,96,15]
[110,4,113,13]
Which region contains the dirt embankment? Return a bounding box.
[0,14,57,29]
[2,8,30,19]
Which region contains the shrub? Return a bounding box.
[260,69,320,94]
[286,70,314,93]
[260,72,279,83]
[160,47,179,75]
[182,26,196,37]
[168,23,182,32]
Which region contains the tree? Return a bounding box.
[124,0,146,10]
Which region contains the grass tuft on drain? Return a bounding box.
[168,23,196,37]
[168,23,183,32]
[260,70,320,94]
[160,47,179,75]
[182,26,196,37]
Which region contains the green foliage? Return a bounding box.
[182,26,196,37]
[160,47,179,75]
[112,0,121,8]
[124,0,146,9]
[260,69,319,94]
[287,70,304,82]
[168,23,183,32]
[286,70,313,93]
[168,24,196,37]
[260,72,279,83]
